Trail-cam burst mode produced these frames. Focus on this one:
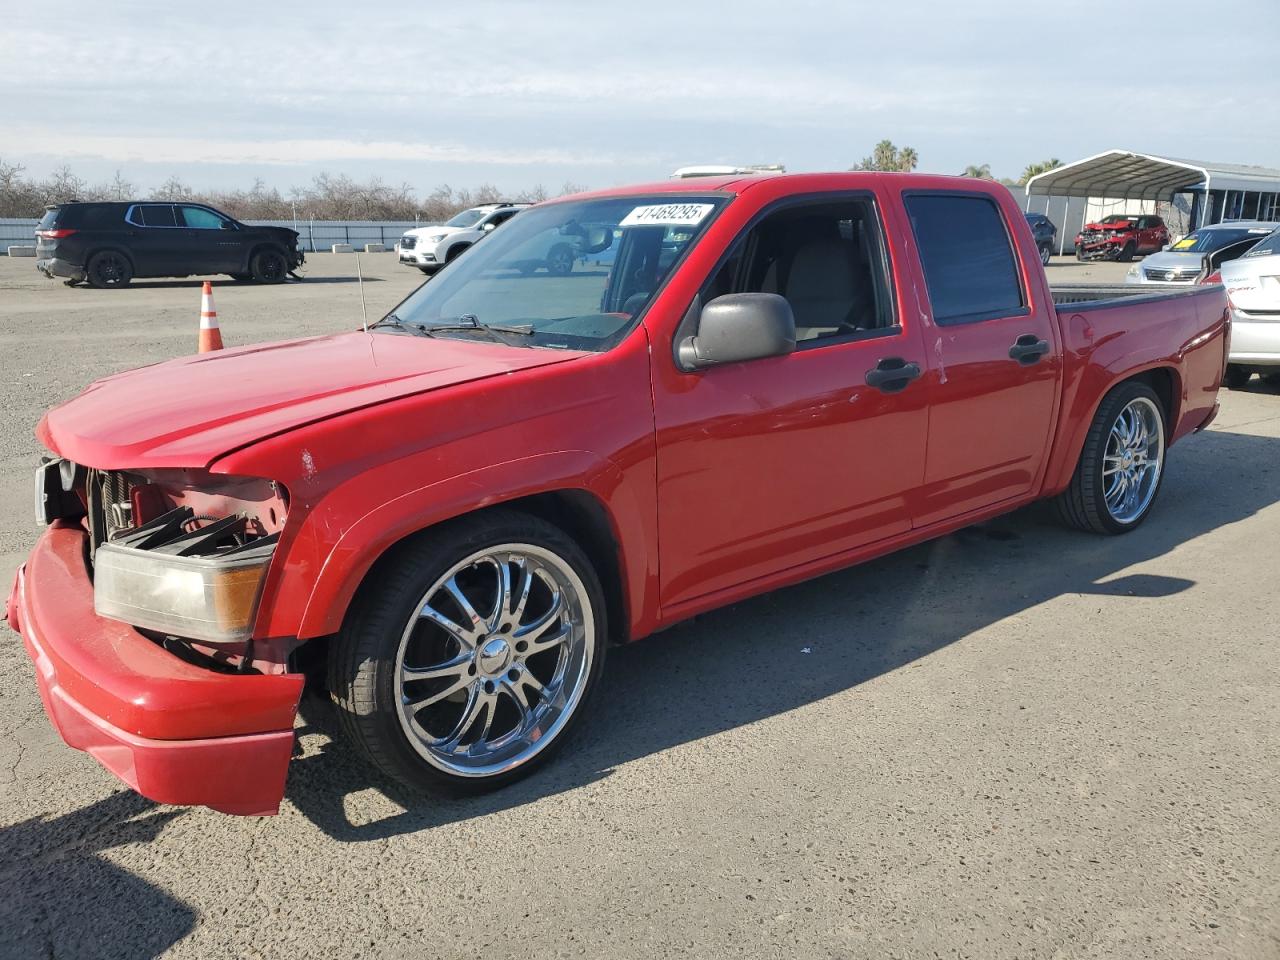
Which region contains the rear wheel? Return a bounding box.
[329,510,607,796]
[86,251,133,289]
[1054,381,1167,535]
[250,248,288,284]
[1223,364,1252,389]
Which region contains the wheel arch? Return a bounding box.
[1044,363,1182,497]
[444,241,472,262]
[245,241,288,271]
[86,245,137,272]
[284,455,645,647]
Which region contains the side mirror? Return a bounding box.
[580,224,613,254]
[678,293,796,370]
[481,222,497,232]
[220,220,237,230]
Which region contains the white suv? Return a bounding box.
[398,202,530,274]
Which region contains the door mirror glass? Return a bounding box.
[678,293,796,370]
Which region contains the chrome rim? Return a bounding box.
[1103,396,1165,524]
[394,543,593,777]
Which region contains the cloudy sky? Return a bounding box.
[3,0,1278,195]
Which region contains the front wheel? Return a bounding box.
[250,248,288,284]
[329,510,607,796]
[1117,242,1137,263]
[1260,371,1280,388]
[1223,364,1252,389]
[1054,381,1167,535]
[1040,244,1052,267]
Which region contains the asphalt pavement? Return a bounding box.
[1,253,1277,959]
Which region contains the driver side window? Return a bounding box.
[702,198,895,345]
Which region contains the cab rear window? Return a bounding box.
[905,194,1026,325]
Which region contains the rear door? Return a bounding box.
[177,204,245,273]
[127,203,189,275]
[900,191,1061,527]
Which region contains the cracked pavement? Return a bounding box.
[1,256,1278,959]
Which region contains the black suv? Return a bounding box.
[1024,212,1057,266]
[35,201,304,288]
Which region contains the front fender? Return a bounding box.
[276,449,652,641]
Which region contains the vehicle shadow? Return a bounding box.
[0,791,191,960]
[285,427,1279,841]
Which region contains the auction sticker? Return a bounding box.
[620,203,715,227]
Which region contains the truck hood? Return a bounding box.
[1082,222,1135,233]
[38,331,586,470]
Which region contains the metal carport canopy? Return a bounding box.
[1024,150,1280,201]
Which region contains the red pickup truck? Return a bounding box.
[7,173,1228,816]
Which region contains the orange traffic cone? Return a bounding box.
[198,281,223,353]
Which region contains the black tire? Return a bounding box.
[328,509,608,797]
[1075,247,1086,262]
[418,267,434,275]
[250,248,288,284]
[1053,380,1168,536]
[546,243,575,276]
[444,243,470,264]
[1118,241,1137,263]
[1223,364,1252,389]
[85,251,133,289]
[1260,371,1280,388]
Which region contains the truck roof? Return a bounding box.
[556,171,1007,203]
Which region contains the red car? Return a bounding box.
[1074,213,1169,262]
[7,173,1228,816]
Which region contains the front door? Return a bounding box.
[652,195,930,608]
[177,205,245,274]
[899,192,1061,527]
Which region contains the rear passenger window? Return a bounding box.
[139,204,178,227]
[904,195,1025,325]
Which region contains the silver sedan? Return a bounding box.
[1219,226,1280,388]
[1124,220,1277,285]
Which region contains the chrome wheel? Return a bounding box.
[1102,396,1164,524]
[394,543,594,777]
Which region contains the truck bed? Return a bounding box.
[1049,283,1220,308]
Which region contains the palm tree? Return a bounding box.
[961,163,993,179]
[1020,158,1063,185]
[852,140,919,173]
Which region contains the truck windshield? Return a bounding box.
[383,195,726,351]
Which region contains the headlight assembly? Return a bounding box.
[94,536,275,644]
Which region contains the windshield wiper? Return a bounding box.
[421,315,535,340]
[371,313,420,332]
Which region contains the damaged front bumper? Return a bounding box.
[6,522,303,816]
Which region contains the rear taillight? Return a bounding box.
[1200,271,1221,285]
[35,228,77,239]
